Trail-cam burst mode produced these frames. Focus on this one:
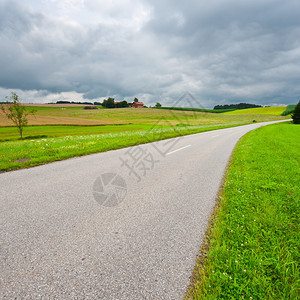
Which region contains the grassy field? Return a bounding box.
[0,105,289,171]
[224,106,286,115]
[158,107,236,113]
[186,122,299,299]
[0,123,255,172]
[0,124,155,142]
[0,106,288,139]
[0,106,288,127]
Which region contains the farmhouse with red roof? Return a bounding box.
[132,102,144,108]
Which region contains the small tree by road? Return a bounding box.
[155,102,162,108]
[1,92,35,139]
[292,101,300,124]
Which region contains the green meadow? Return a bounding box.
[0,124,154,142]
[224,106,286,115]
[186,122,299,299]
[0,123,253,171]
[0,106,289,171]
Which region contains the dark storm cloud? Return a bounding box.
[0,0,299,106]
[144,0,300,105]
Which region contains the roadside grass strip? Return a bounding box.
[186,122,299,299]
[0,122,250,172]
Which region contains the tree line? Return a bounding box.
[214,103,262,110]
[56,97,141,108]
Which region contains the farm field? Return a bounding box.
[0,106,288,139]
[186,122,299,299]
[224,106,286,115]
[0,124,154,142]
[0,105,289,171]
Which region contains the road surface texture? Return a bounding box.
[0,120,287,299]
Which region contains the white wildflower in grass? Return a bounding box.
[243,269,246,272]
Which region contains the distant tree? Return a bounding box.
[102,97,115,108]
[155,102,162,108]
[1,92,35,139]
[120,100,129,107]
[134,98,139,102]
[83,106,98,110]
[56,101,93,105]
[102,99,108,107]
[214,103,262,110]
[292,101,300,124]
[56,101,70,104]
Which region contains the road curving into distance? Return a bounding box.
[0,120,289,299]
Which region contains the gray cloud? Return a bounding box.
[0,0,299,107]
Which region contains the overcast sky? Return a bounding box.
[0,0,299,108]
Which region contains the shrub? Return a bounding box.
[281,104,296,116]
[292,101,300,124]
[83,106,98,110]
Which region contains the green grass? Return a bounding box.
[224,106,286,115]
[0,124,155,142]
[281,105,296,116]
[0,105,289,171]
[186,122,300,299]
[157,107,236,113]
[1,105,288,142]
[0,122,256,172]
[25,106,85,110]
[1,106,288,128]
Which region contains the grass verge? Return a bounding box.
[0,122,253,172]
[186,122,299,299]
[0,124,155,142]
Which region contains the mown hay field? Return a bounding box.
[0,106,288,127]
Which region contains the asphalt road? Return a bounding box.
[0,120,287,299]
